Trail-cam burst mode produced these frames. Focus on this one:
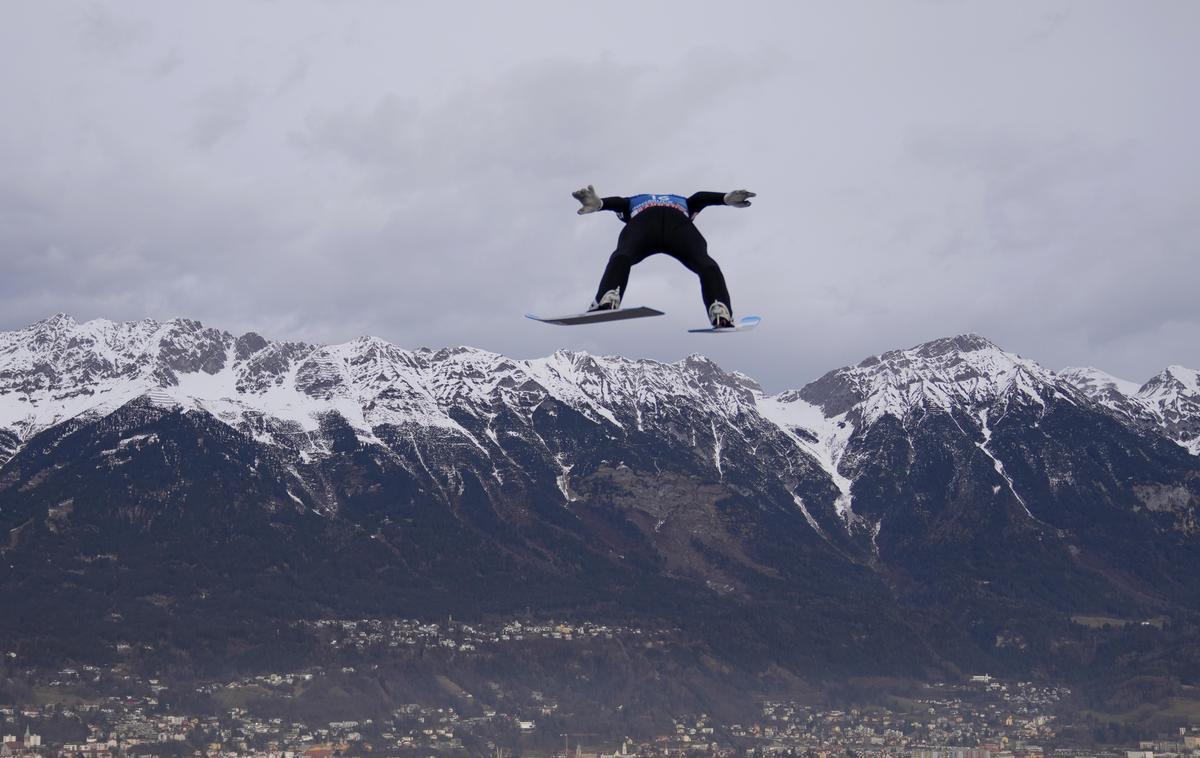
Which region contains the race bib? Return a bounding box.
[628,194,689,218]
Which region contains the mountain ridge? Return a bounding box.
[4,314,1197,543]
[3,314,1200,683]
[3,316,1197,465]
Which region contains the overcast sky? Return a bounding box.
[1,1,1197,390]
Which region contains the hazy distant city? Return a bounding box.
[0,619,1170,758]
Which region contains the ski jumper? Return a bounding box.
[593,192,732,315]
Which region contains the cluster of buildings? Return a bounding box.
[302,618,669,654]
[2,658,1196,758]
[723,680,1069,756]
[4,677,570,757]
[0,676,1085,758]
[1124,729,1200,758]
[1,727,42,757]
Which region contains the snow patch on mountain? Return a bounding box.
[792,495,824,535]
[756,392,856,522]
[975,408,1036,520]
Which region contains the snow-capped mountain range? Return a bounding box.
[0,314,758,455]
[2,315,1195,467]
[4,314,1200,679]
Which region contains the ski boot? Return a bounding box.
[588,288,622,312]
[708,301,734,329]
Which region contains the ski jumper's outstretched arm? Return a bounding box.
[687,192,727,214]
[689,190,756,214]
[599,196,631,218]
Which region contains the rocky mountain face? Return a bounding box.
[1061,365,1200,455]
[1134,367,1200,454]
[2,315,1199,680]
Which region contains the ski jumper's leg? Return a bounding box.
[664,220,732,316]
[593,220,655,304]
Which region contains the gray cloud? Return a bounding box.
[76,3,148,57]
[151,47,184,79]
[0,0,1197,390]
[190,80,257,149]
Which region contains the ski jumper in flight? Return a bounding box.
[572,185,756,328]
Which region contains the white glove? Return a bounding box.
[724,189,756,208]
[572,185,603,214]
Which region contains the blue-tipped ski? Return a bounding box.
[688,315,762,333]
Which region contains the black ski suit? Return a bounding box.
[593,192,732,315]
